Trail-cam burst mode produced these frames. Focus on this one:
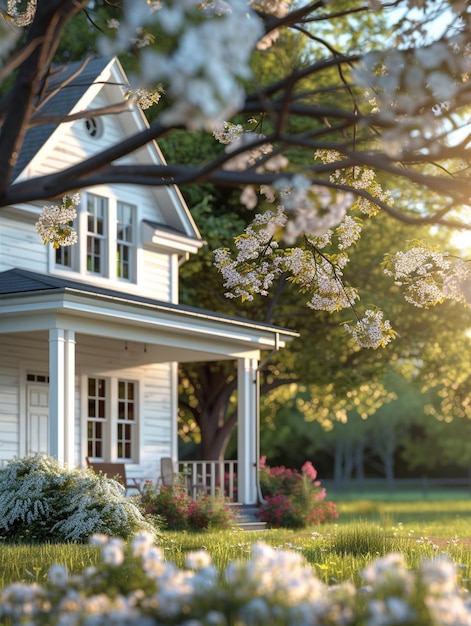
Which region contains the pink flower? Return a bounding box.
[301,461,317,480]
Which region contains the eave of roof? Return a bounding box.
[0,268,299,342]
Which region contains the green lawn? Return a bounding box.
[2,494,471,589]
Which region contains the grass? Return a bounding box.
[2,493,471,589]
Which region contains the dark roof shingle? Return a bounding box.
[12,57,115,181]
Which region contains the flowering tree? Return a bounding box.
[0,0,470,350]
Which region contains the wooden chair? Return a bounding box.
[157,457,208,499]
[157,457,181,487]
[86,458,143,494]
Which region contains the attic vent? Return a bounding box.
[84,117,102,138]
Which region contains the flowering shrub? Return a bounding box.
[0,455,156,542]
[257,457,338,528]
[140,483,189,530]
[187,491,235,531]
[0,534,469,626]
[139,483,235,531]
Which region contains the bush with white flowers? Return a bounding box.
[0,534,469,625]
[0,455,156,542]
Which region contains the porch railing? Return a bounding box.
[178,460,238,501]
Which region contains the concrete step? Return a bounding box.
[231,503,267,531]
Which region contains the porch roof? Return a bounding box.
[0,269,298,362]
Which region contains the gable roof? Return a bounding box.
[11,56,202,241]
[12,57,114,182]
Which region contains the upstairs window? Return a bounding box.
[87,194,107,275]
[116,201,135,281]
[52,192,137,283]
[55,242,74,268]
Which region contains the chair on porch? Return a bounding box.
[158,457,207,499]
[86,458,143,494]
[157,457,181,487]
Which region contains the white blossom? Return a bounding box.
[6,0,36,26]
[186,550,213,571]
[35,193,80,249]
[213,121,244,144]
[383,245,471,308]
[48,564,68,588]
[344,309,395,349]
[133,0,264,129]
[102,537,125,567]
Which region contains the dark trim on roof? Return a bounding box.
[0,268,298,338]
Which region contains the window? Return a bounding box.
[117,381,135,459]
[52,192,137,283]
[55,243,74,268]
[87,194,107,275]
[86,377,137,462]
[116,202,135,280]
[87,377,106,459]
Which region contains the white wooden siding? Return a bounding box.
[140,249,172,301]
[2,90,177,301]
[0,334,174,475]
[0,214,48,273]
[0,356,19,461]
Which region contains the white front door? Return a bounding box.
[27,385,49,455]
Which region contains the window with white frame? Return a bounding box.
[87,194,107,275]
[55,240,74,268]
[116,201,135,280]
[87,377,137,462]
[117,380,135,459]
[87,377,106,459]
[53,192,137,282]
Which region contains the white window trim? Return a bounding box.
[86,193,108,277]
[50,192,138,285]
[82,374,139,464]
[116,201,136,283]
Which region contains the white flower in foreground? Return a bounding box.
[344,310,395,349]
[385,245,471,308]
[6,0,36,26]
[362,553,415,594]
[186,550,213,570]
[132,530,155,558]
[138,0,264,129]
[35,193,80,249]
[421,557,458,595]
[367,597,417,625]
[102,537,125,567]
[48,564,68,588]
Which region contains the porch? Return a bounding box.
[0,270,297,507]
[177,459,239,501]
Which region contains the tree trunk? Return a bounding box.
[354,441,365,481]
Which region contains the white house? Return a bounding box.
[0,57,295,504]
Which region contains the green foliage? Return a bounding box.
[257,459,338,528]
[139,483,235,531]
[2,518,471,625]
[187,492,235,531]
[0,455,156,543]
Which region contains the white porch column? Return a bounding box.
[64,330,76,466]
[49,329,65,462]
[237,357,259,505]
[49,329,75,464]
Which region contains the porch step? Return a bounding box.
[231,504,267,532]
